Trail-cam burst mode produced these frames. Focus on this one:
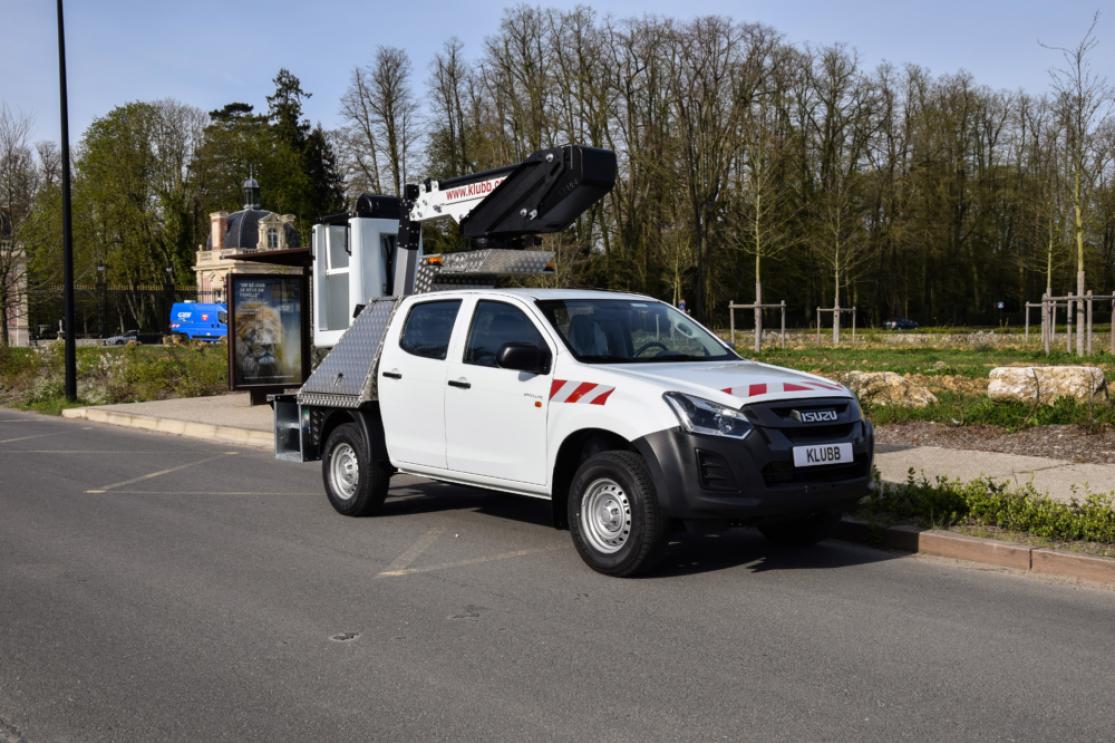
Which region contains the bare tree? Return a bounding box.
[371,47,418,196]
[339,65,385,195]
[0,106,37,346]
[1042,12,1111,354]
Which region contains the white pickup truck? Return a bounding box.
[277,286,874,576]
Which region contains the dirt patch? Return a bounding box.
[876,421,1115,464]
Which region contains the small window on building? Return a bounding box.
[399,300,461,360]
[267,227,279,249]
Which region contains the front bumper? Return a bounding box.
[632,405,874,525]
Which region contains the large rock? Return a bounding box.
[988,366,1107,405]
[842,371,938,408]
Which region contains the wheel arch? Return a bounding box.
[315,404,390,469]
[550,427,635,529]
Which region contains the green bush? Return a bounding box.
[0,343,228,412]
[863,470,1115,544]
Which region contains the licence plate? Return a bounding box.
[792,442,853,468]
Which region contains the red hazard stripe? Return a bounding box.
[549,379,566,400]
[564,381,599,404]
[749,383,767,397]
[783,382,811,392]
[589,388,614,405]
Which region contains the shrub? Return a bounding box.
[862,469,1115,544]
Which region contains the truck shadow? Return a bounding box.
[654,531,898,578]
[382,480,900,577]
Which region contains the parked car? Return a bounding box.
[103,329,163,346]
[169,301,227,341]
[884,318,919,330]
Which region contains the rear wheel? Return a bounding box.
[568,451,669,577]
[758,511,840,547]
[322,423,389,516]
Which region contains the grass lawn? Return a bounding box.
[739,344,1115,429]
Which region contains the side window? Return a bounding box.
[400,300,461,360]
[464,301,546,368]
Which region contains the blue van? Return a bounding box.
[170,302,228,341]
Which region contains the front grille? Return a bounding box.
[696,449,737,492]
[780,422,857,445]
[762,453,870,486]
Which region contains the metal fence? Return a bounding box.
[28,285,221,340]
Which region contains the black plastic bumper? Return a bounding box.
[632,418,875,525]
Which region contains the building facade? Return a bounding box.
[193,178,303,303]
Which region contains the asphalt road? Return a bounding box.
[2,409,1115,742]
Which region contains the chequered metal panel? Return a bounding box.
[297,297,400,406]
[414,249,554,294]
[439,249,554,275]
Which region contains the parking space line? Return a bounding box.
[85,451,238,493]
[378,546,564,578]
[0,433,63,445]
[107,490,320,496]
[0,450,184,455]
[377,527,447,576]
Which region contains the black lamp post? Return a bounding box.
[164,265,175,333]
[57,0,76,400]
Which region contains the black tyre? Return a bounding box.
[758,510,840,547]
[321,423,389,516]
[567,451,669,577]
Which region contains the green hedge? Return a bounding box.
[863,470,1115,544]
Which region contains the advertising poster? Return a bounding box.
[229,274,308,389]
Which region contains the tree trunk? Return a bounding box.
[1074,168,1085,356]
[753,198,763,353]
[832,259,841,345]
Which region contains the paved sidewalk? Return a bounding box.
[62,393,272,449]
[875,444,1115,502]
[62,394,1115,502]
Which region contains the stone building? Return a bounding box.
[193,177,303,303]
[0,208,30,347]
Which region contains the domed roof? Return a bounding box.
[206,208,301,250]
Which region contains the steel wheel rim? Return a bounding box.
[330,443,359,500]
[580,478,632,554]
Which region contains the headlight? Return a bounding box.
[663,392,752,439]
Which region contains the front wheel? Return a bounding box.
[321,423,389,516]
[568,451,669,577]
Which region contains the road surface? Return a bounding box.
[2,409,1113,741]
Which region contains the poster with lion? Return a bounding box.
[229,275,307,388]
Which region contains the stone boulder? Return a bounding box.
[987,366,1107,405]
[842,371,938,408]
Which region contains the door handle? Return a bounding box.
[382,370,402,380]
[447,379,471,389]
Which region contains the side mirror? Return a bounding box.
[497,342,550,375]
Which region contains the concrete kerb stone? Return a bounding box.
[62,406,272,449]
[836,517,1115,586]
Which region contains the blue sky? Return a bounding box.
[2,0,1111,147]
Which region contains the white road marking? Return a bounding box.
[0,450,183,454]
[85,451,238,493]
[378,546,564,577]
[107,490,320,496]
[377,527,447,576]
[0,433,62,444]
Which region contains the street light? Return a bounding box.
[57,0,76,400]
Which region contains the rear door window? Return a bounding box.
[400,300,461,360]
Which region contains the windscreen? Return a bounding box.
[536,298,737,363]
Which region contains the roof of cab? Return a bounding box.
[425,287,657,303]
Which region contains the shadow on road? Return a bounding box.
[654,530,897,578]
[379,481,899,577]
